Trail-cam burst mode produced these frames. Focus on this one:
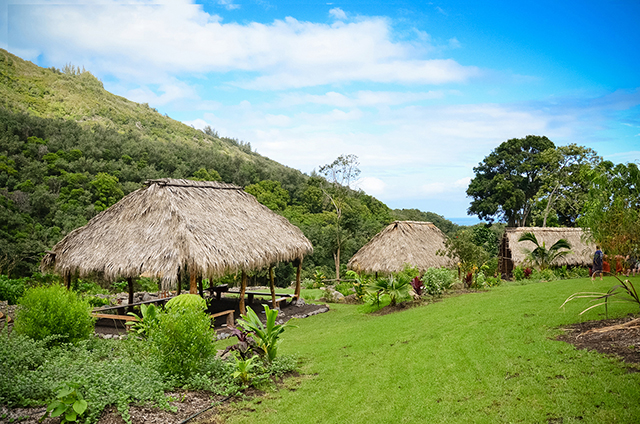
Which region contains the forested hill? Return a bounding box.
[0,48,458,281]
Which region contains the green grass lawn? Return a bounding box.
[224,277,640,423]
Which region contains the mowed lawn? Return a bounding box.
[224,277,640,423]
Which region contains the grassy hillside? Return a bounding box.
[225,277,640,423]
[0,48,461,280]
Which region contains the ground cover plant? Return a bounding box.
[221,276,640,424]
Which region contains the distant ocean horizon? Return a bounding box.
[447,217,484,226]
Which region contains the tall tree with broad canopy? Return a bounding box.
[578,161,640,256]
[466,135,555,227]
[532,144,601,227]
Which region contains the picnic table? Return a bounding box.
[226,290,293,308]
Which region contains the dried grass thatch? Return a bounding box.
[500,227,595,270]
[347,221,452,275]
[41,179,313,289]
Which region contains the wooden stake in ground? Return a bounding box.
[269,266,276,308]
[239,271,248,316]
[295,258,303,299]
[127,277,134,313]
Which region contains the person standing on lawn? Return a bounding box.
[592,246,604,281]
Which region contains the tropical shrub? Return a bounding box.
[151,306,216,381]
[335,281,354,296]
[13,285,95,346]
[344,270,368,300]
[410,276,424,296]
[366,274,411,306]
[232,356,262,385]
[513,266,525,281]
[44,383,88,424]
[422,267,456,296]
[517,232,572,270]
[126,303,160,338]
[0,274,27,305]
[165,293,207,312]
[237,305,294,362]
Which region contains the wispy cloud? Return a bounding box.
[329,7,347,20]
[7,1,479,89]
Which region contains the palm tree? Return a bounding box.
[517,232,572,270]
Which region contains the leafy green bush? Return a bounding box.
[334,281,354,296]
[151,306,216,381]
[13,285,95,346]
[0,274,27,304]
[538,268,557,282]
[0,334,171,423]
[422,267,456,296]
[85,296,109,308]
[513,266,525,281]
[165,293,207,312]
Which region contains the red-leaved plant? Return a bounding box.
[464,272,473,288]
[524,267,533,278]
[411,276,424,296]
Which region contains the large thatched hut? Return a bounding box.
[498,227,595,276]
[41,179,313,312]
[347,221,452,275]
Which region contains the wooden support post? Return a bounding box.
[127,277,134,313]
[190,271,197,294]
[177,270,182,295]
[197,275,204,297]
[294,258,303,299]
[269,266,276,308]
[63,272,71,290]
[239,271,247,316]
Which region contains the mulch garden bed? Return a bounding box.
[555,313,640,365]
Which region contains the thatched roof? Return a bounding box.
[41,179,313,289]
[502,227,595,267]
[347,221,452,274]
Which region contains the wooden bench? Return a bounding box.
[268,297,290,309]
[210,309,235,327]
[92,313,139,322]
[227,290,293,305]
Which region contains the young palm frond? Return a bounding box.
[518,232,572,270]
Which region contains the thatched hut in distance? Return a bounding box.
[498,227,595,276]
[347,221,452,275]
[41,179,313,313]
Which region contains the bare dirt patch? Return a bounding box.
[556,313,640,365]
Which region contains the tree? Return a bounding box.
[578,162,640,256]
[245,180,290,212]
[467,135,555,227]
[438,229,491,277]
[533,144,601,227]
[318,154,361,280]
[517,232,572,270]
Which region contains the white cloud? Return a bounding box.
[8,1,479,89]
[218,0,240,11]
[354,177,386,196]
[329,7,347,20]
[279,90,448,108]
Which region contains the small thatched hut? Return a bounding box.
[42,179,313,312]
[347,221,452,275]
[498,227,595,276]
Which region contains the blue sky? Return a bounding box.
[1,0,639,222]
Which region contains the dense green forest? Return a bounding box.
[0,48,463,281]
